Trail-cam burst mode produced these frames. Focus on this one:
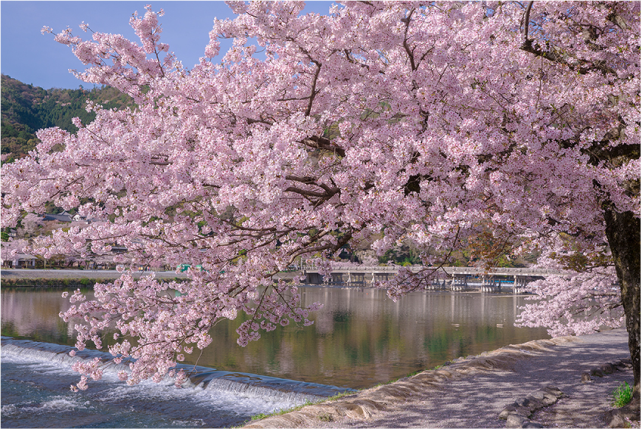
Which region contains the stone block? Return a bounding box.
[581,372,593,383]
[590,368,604,377]
[506,414,528,428]
[499,405,518,420]
[600,363,615,374]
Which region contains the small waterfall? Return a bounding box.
[1,338,134,372]
[195,373,338,403]
[1,337,354,403]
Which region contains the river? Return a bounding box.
[1,286,549,427]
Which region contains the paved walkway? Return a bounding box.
[245,329,636,428]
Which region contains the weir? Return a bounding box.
[1,337,355,403]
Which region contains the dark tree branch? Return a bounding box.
[402,9,417,71]
[523,1,534,42]
[300,135,346,157]
[284,186,339,199]
[305,61,322,116]
[521,37,616,76]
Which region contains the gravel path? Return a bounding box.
[246,329,636,428]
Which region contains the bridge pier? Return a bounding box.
[428,277,448,291]
[480,276,487,293]
[370,272,392,285]
[513,275,528,294]
[481,276,508,293]
[450,274,468,291]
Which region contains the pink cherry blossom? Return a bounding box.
[2,2,638,393]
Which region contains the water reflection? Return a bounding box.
[1,287,548,389]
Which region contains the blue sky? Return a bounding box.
[1,1,334,90]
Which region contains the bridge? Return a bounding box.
[298,264,569,293]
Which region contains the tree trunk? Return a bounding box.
[604,208,640,399]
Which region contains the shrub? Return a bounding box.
[612,382,633,408]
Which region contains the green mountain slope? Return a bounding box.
[1,74,132,159]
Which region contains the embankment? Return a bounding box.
[1,269,188,288]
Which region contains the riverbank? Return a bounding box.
[0,269,302,287]
[0,269,188,287]
[244,329,638,428]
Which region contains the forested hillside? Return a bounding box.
[1,74,132,159]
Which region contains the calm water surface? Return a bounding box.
[2,286,549,388]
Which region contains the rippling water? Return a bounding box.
[2,337,351,428]
[2,286,549,427]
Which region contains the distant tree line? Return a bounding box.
[1,74,132,160]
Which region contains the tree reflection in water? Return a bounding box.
[1,287,548,389]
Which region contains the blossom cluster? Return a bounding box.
[1,1,638,389]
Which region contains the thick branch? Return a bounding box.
[522,1,534,41]
[402,9,417,71]
[284,186,339,199]
[300,135,346,158]
[305,61,322,116]
[520,39,616,75]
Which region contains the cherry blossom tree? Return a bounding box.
[17,213,43,238]
[1,1,638,395]
[1,238,30,266]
